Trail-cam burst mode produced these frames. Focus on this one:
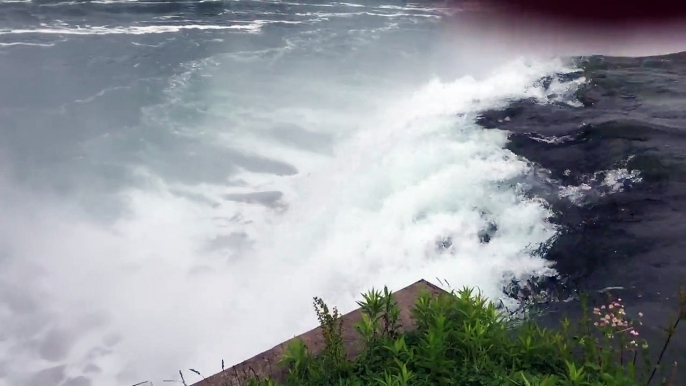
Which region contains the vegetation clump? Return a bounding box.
[170,285,684,386]
[248,284,685,386]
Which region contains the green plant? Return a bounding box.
[313,296,349,380]
[278,338,313,380]
[237,283,684,386]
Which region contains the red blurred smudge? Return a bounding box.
[445,0,686,26]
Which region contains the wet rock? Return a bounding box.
[576,88,600,107]
[436,237,452,251]
[478,222,497,244]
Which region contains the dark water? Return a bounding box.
[479,52,686,380]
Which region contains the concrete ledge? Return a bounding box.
[193,279,446,386]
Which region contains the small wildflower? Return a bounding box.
[638,312,644,317]
[594,322,599,326]
[601,305,606,310]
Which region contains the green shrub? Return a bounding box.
[238,285,685,386]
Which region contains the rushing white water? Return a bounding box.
[0,54,583,385]
[0,1,595,385]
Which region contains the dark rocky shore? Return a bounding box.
[477,51,686,378]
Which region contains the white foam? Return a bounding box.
[240,0,368,7]
[0,41,55,47]
[334,2,365,7]
[295,11,440,18]
[558,183,593,205]
[600,168,643,192]
[73,85,131,104]
[558,164,643,205]
[0,55,583,386]
[529,134,575,144]
[0,23,267,36]
[130,41,165,47]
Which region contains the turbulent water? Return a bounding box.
[1,1,685,385]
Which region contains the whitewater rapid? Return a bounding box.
[0,54,587,386]
[0,1,605,385]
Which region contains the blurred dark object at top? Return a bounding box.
[445,0,686,25]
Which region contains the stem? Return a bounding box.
[620,346,624,366]
[646,318,680,385]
